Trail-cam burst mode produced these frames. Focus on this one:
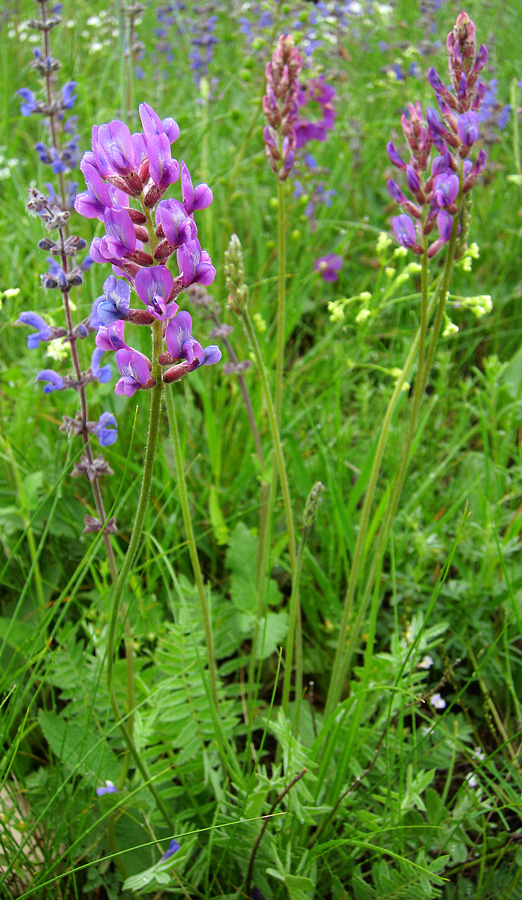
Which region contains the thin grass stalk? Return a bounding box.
[325,180,464,717]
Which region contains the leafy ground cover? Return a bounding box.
[1,0,522,897]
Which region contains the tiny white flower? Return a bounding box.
[430,692,446,710]
[418,655,434,670]
[465,772,479,788]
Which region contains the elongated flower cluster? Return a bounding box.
[263,35,303,181]
[387,11,487,258]
[75,102,221,395]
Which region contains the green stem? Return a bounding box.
[241,307,297,578]
[105,320,172,826]
[325,180,464,718]
[275,178,287,426]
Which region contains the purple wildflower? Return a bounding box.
[155,198,197,250]
[34,369,66,393]
[92,412,118,448]
[17,88,38,117]
[180,161,213,215]
[90,206,136,264]
[61,81,77,109]
[135,266,179,321]
[457,111,479,148]
[16,312,54,348]
[139,102,180,144]
[90,347,112,383]
[295,76,337,149]
[96,780,118,796]
[95,274,131,325]
[114,348,152,397]
[314,254,342,282]
[160,839,181,862]
[392,215,421,252]
[95,321,131,353]
[74,162,114,220]
[177,239,216,287]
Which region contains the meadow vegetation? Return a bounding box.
[1,0,522,897]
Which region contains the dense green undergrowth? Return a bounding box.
[1,0,522,898]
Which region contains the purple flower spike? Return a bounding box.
[177,239,216,287]
[457,112,479,147]
[392,214,417,249]
[160,839,181,862]
[138,102,180,144]
[114,348,152,397]
[16,312,53,348]
[35,369,66,393]
[96,780,118,796]
[156,198,197,249]
[180,161,213,215]
[135,266,179,321]
[165,311,202,364]
[93,412,118,448]
[91,347,112,383]
[96,320,131,353]
[386,141,407,170]
[97,274,131,325]
[74,162,114,220]
[314,254,342,282]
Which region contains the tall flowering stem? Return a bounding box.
[75,100,221,819]
[263,34,302,425]
[325,11,489,718]
[16,0,118,581]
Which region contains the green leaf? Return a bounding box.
[253,610,289,659]
[285,874,315,900]
[209,484,229,545]
[227,522,258,613]
[38,710,120,782]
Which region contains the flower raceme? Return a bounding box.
[75,102,221,391]
[387,12,488,258]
